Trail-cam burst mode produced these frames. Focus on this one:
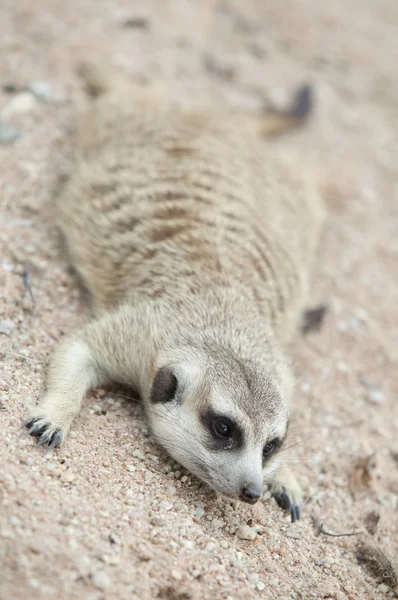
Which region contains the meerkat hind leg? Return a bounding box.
[24,333,106,448]
[267,464,302,523]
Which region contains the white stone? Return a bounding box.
[236,525,257,541]
[91,571,111,590]
[2,92,36,117]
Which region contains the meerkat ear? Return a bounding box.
[150,366,178,404]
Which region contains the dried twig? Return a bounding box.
[23,265,36,305]
[3,352,43,365]
[312,515,363,538]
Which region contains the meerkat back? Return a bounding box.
[58,62,324,345]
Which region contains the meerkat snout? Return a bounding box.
[239,485,262,505]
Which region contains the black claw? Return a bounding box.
[38,432,50,446]
[291,505,301,523]
[23,417,63,449]
[49,430,62,448]
[273,489,291,511]
[273,488,302,522]
[30,424,48,438]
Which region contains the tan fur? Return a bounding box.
[26,62,325,517]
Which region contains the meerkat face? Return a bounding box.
[147,351,289,503]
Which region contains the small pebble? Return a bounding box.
[211,518,225,530]
[29,81,56,103]
[91,571,111,590]
[378,584,390,593]
[236,525,257,541]
[195,507,205,519]
[0,320,15,335]
[159,500,173,511]
[191,569,201,578]
[171,570,182,581]
[0,123,20,144]
[60,470,75,483]
[126,464,136,472]
[131,449,146,461]
[256,582,265,592]
[365,388,384,405]
[2,92,36,117]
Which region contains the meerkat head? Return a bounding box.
[147,344,289,504]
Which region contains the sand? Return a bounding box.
[1,1,397,599]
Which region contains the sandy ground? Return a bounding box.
[1,1,398,599]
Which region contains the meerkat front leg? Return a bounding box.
[267,464,302,522]
[24,305,152,447]
[24,333,108,447]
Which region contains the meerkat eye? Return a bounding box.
[263,439,279,458]
[211,418,232,438]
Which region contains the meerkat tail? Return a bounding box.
[259,84,313,137]
[76,60,132,97]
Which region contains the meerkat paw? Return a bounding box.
[268,465,302,523]
[22,399,75,448]
[23,415,64,448]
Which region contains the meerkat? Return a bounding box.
[24,62,325,522]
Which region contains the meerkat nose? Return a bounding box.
[239,485,261,505]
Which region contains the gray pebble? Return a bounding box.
[366,389,384,405]
[0,320,15,335]
[0,125,20,145]
[29,81,56,104]
[195,507,205,519]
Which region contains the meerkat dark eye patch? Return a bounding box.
[262,437,282,460]
[201,411,243,450]
[150,367,178,404]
